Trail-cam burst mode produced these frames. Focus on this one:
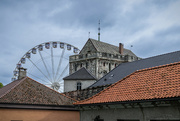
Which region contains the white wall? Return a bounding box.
[64,80,96,92]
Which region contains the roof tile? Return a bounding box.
[75,62,180,105]
[0,77,76,105]
[89,38,137,56]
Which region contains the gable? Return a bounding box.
[0,77,76,105]
[63,67,97,80]
[80,39,97,54]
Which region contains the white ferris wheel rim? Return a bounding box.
[12,41,80,92]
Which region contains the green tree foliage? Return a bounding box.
[0,82,3,88]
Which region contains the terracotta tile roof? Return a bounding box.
[75,62,180,105]
[0,77,76,105]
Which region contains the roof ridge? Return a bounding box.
[0,77,28,98]
[74,61,180,105]
[26,77,77,102]
[89,38,121,49]
[140,50,180,60]
[136,61,180,73]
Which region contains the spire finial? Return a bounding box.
[98,20,100,41]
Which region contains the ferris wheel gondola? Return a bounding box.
[12,41,80,92]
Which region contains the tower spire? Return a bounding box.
[98,20,100,41]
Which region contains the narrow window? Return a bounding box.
[103,62,106,66]
[86,62,88,69]
[109,63,111,71]
[77,82,82,90]
[115,63,117,67]
[74,64,77,71]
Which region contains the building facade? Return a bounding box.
[69,38,140,80]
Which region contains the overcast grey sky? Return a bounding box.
[0,0,180,85]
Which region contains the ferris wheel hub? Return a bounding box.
[51,82,60,91]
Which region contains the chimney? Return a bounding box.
[119,43,124,55]
[18,67,27,80]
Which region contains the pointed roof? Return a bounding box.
[75,62,180,105]
[0,77,76,105]
[90,50,180,87]
[63,67,97,80]
[80,38,137,57]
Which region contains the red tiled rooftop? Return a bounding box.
[75,62,180,105]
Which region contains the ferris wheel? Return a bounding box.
[12,41,80,92]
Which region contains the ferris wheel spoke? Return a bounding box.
[54,48,65,81]
[28,58,52,83]
[38,50,53,81]
[27,72,50,84]
[45,84,52,85]
[57,63,69,82]
[13,41,80,93]
[51,47,55,81]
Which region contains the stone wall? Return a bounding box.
[78,100,180,121]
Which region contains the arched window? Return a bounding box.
[77,82,82,90]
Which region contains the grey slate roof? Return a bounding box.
[86,38,137,57]
[89,50,180,88]
[63,67,97,80]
